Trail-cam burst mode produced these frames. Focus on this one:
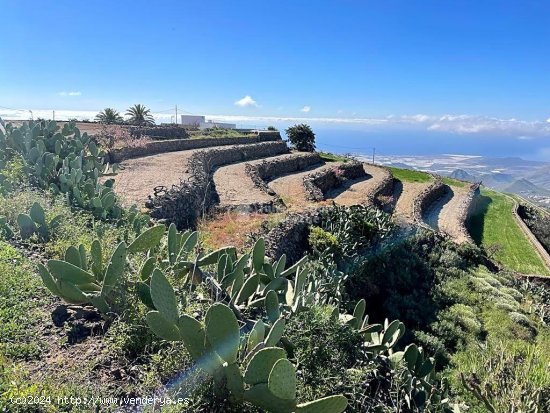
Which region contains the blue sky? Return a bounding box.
[1,0,550,156]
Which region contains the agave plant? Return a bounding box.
[95,108,123,124]
[125,104,155,126]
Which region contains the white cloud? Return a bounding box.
[2,108,550,139]
[301,106,311,113]
[58,91,82,97]
[234,95,258,107]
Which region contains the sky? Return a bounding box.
[1,0,550,159]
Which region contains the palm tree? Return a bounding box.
[95,108,123,124]
[125,104,155,126]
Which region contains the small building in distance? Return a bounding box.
[180,115,236,130]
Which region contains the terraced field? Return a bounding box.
[391,168,434,222]
[213,152,317,209]
[110,144,546,265]
[329,164,389,206]
[268,163,337,209]
[424,184,473,243]
[468,188,550,275]
[111,149,197,206]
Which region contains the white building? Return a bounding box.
[180,115,236,130]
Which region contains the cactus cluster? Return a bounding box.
[33,221,452,413]
[0,215,14,239]
[343,298,406,355]
[38,240,127,313]
[0,119,121,219]
[17,202,62,241]
[390,343,450,410]
[145,292,348,413]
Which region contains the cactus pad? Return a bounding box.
[205,303,240,364]
[268,358,296,400]
[244,347,286,386]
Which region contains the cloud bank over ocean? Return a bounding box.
[1,108,550,140]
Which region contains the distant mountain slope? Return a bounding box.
[450,169,478,182]
[525,165,550,191]
[479,172,515,189]
[503,178,550,196]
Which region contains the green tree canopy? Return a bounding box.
[285,123,316,152]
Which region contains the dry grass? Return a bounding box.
[198,211,285,251]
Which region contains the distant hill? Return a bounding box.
[480,172,515,188]
[525,165,550,191]
[450,169,478,182]
[503,178,550,197]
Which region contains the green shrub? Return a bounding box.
[316,204,393,260]
[285,123,316,152]
[308,226,340,255]
[284,305,364,402]
[454,338,550,413]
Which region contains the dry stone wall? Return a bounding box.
[304,161,366,201]
[366,165,394,208]
[244,152,321,197]
[459,183,481,241]
[128,125,190,139]
[263,210,323,265]
[109,131,281,163]
[146,141,288,229]
[412,176,446,222]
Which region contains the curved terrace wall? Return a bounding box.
[263,210,323,265]
[412,176,446,222]
[146,141,288,229]
[303,161,366,201]
[109,131,281,163]
[244,152,321,197]
[456,183,481,243]
[366,164,394,209]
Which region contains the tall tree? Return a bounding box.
[285,124,316,152]
[95,108,123,124]
[125,104,155,126]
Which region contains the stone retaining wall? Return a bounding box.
[146,141,288,229]
[244,152,321,197]
[412,176,446,222]
[303,161,366,201]
[128,125,190,139]
[263,210,323,265]
[459,183,481,242]
[366,164,394,208]
[109,131,281,163]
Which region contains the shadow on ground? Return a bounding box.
[466,194,492,244]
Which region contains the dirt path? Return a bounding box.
[111,149,197,206]
[328,164,388,206]
[212,154,308,207]
[268,163,334,209]
[424,185,472,243]
[393,181,433,221]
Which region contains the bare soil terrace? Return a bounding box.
[424,185,473,243]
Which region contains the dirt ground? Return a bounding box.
[423,185,472,243]
[268,163,338,209]
[213,157,279,207]
[110,149,197,207]
[329,164,389,206]
[392,181,433,221]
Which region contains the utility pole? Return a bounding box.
[53,110,55,120]
[175,105,178,125]
[372,147,376,164]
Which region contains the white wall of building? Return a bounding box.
[199,120,237,130]
[180,115,236,129]
[180,115,205,126]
